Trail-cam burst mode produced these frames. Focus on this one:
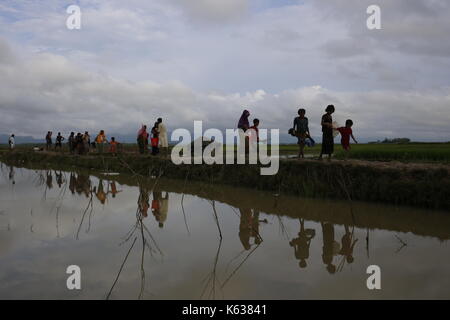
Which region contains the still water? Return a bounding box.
[0,162,449,300]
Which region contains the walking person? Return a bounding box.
[95,130,107,154]
[237,109,250,154]
[293,108,310,159]
[8,134,15,151]
[109,137,119,156]
[54,132,64,152]
[157,118,169,157]
[75,133,85,155]
[336,120,358,159]
[68,132,75,154]
[83,131,91,154]
[137,125,148,154]
[151,124,160,155]
[45,131,53,151]
[318,105,335,161]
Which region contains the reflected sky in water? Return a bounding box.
[0,163,449,299]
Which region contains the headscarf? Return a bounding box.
[238,110,250,130]
[137,125,148,138]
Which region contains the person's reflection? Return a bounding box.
[109,181,122,198]
[55,171,64,188]
[289,219,315,269]
[321,222,340,274]
[138,185,150,218]
[46,171,53,189]
[69,173,76,194]
[239,208,261,250]
[8,165,15,185]
[339,225,358,264]
[94,179,107,204]
[159,192,169,227]
[77,174,92,198]
[152,191,169,228]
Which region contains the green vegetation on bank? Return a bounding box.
[1,142,450,163]
[1,150,449,210]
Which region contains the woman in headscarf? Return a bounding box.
[237,110,250,132]
[237,109,250,154]
[137,125,148,154]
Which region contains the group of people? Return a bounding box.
[236,104,357,160]
[45,130,119,155]
[6,107,357,159]
[291,104,358,160]
[137,118,168,156]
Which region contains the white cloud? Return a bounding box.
[1,38,449,142]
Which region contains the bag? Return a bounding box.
[288,128,297,137]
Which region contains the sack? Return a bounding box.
[305,137,316,147]
[288,128,297,137]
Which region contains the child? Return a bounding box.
[249,118,260,142]
[337,120,358,156]
[151,124,159,155]
[109,137,119,155]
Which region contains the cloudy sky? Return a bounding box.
[0,0,449,142]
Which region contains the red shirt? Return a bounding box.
[337,127,352,146]
[249,126,259,142]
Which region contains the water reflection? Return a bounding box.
[289,219,315,269]
[0,163,449,299]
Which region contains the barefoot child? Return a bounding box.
[109,137,119,155]
[337,120,358,157]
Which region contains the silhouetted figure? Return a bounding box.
[8,165,15,184]
[8,134,15,151]
[138,185,150,218]
[151,124,160,156]
[151,191,165,227]
[76,174,91,197]
[68,132,75,154]
[109,181,122,198]
[55,171,64,188]
[157,118,168,157]
[319,105,335,161]
[321,222,340,274]
[239,208,261,250]
[69,173,76,194]
[137,125,149,154]
[46,171,53,189]
[293,108,310,159]
[45,131,53,151]
[339,225,358,264]
[95,180,106,204]
[55,132,64,151]
[289,219,315,269]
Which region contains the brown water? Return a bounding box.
[0,162,449,300]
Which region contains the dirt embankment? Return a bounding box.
[1,150,450,210]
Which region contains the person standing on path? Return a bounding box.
[157,118,168,157]
[318,105,335,161]
[293,108,310,159]
[8,134,15,151]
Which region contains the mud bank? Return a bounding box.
[1,150,449,210]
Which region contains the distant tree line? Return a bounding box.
[369,138,411,144]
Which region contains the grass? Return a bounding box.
[276,143,450,163]
[333,143,450,162]
[2,142,450,163]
